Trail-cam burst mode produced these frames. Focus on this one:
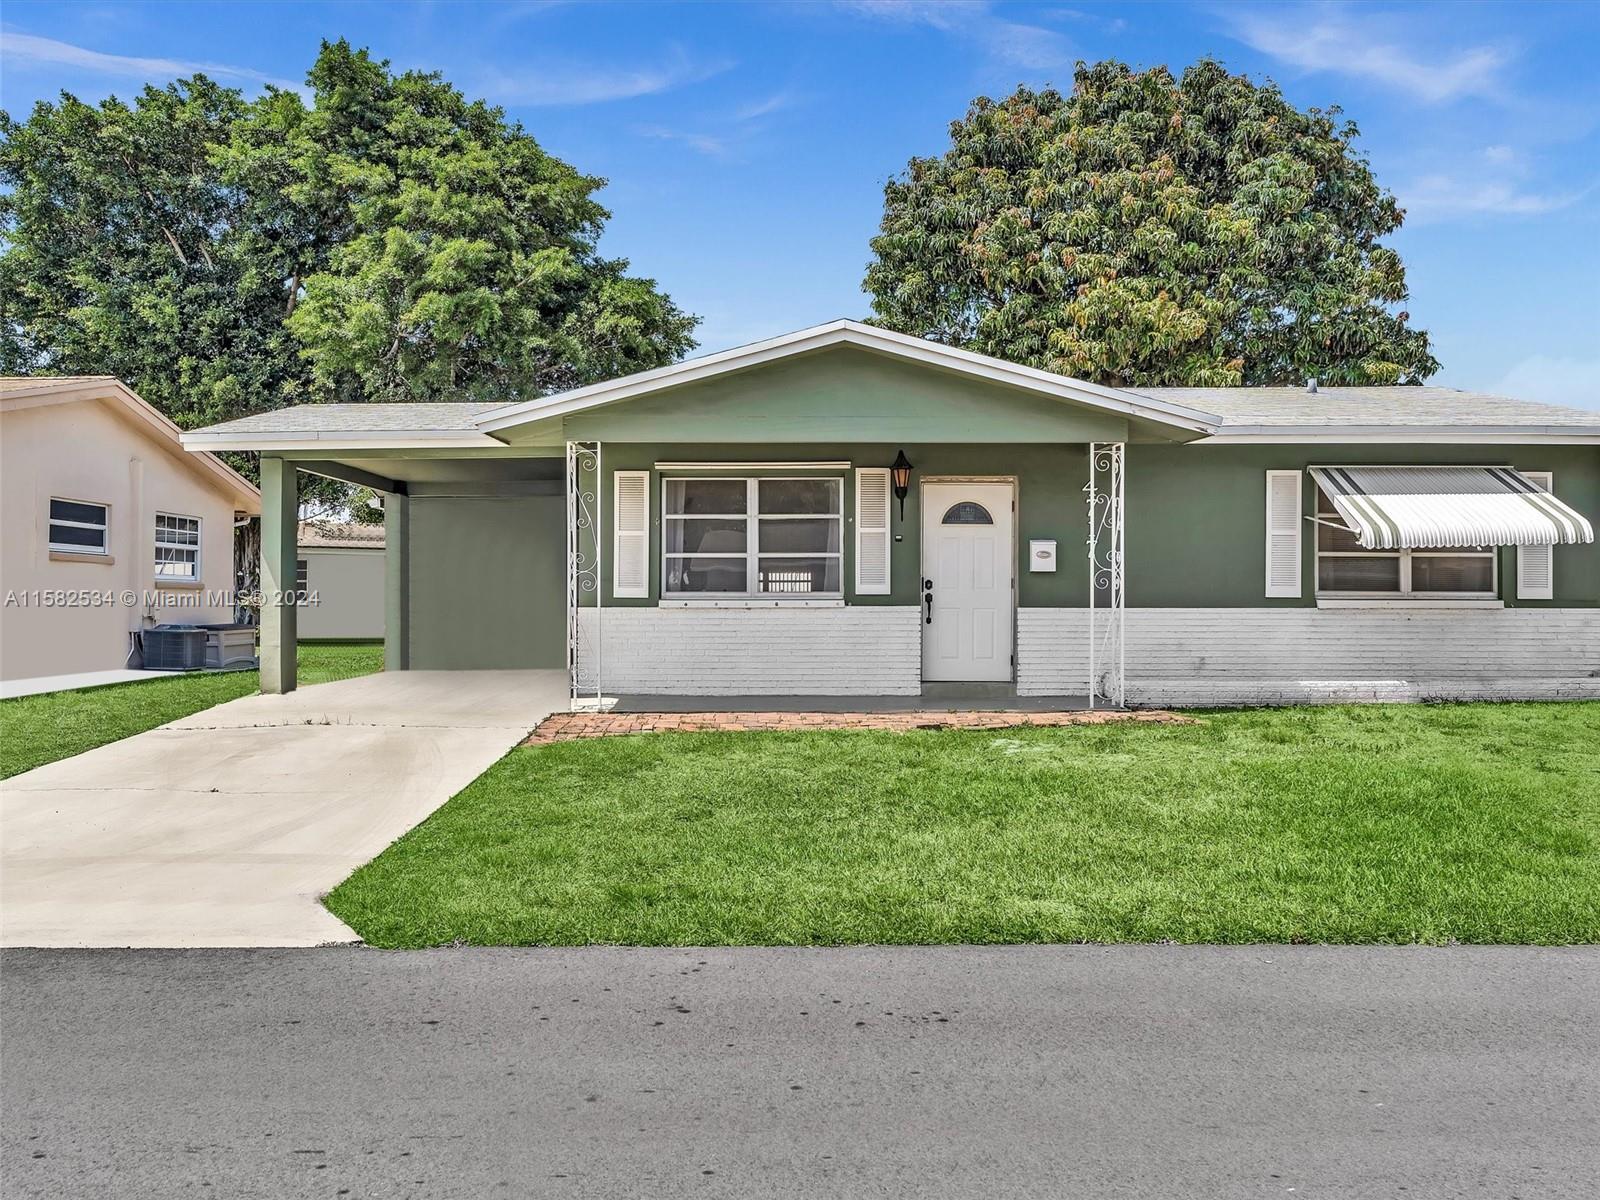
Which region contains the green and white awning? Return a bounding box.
[1308,466,1595,550]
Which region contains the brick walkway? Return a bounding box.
[525,708,1195,744]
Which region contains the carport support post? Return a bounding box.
[259,456,298,694]
[384,491,410,672]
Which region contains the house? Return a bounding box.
[1,376,261,683]
[297,519,386,640]
[180,321,1598,707]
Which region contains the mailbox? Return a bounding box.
[1029,539,1057,573]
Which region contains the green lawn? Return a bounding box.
[0,641,383,779]
[327,703,1600,948]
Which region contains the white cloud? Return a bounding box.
[633,124,731,158]
[1399,173,1586,221]
[1222,4,1508,103]
[475,48,730,106]
[0,29,298,90]
[837,0,1076,70]
[735,90,797,122]
[1045,8,1129,35]
[1492,355,1600,412]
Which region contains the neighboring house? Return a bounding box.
[1,376,261,683]
[183,321,1598,706]
[297,520,385,640]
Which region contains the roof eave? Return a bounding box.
[1196,425,1600,445]
[180,430,507,452]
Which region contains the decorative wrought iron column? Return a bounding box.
[1085,442,1125,708]
[566,440,604,710]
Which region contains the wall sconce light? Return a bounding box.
[890,449,914,520]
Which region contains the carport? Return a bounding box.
[185,403,575,695]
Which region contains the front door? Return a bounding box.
[920,481,1015,682]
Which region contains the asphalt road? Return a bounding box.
[3,946,1597,1199]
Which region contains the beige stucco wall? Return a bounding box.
[1,397,241,681]
[297,547,385,640]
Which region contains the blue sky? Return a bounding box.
[3,0,1597,408]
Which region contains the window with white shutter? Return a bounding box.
[1265,470,1303,598]
[855,467,891,596]
[1517,471,1554,600]
[613,470,649,599]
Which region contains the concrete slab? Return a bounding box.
[613,691,1095,713]
[1,669,565,948]
[0,669,170,700]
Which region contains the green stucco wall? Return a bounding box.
[1127,443,1600,607]
[370,440,1596,674]
[583,441,1598,610]
[589,442,1093,608]
[406,491,565,668]
[555,347,1129,445]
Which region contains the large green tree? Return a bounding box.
[1,39,697,431]
[0,75,298,427]
[865,60,1437,387]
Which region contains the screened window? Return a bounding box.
[1315,486,1496,597]
[663,476,843,597]
[154,513,201,581]
[48,498,109,554]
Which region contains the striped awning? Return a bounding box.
[1307,465,1595,550]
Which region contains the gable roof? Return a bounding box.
[2,376,261,511]
[175,321,1600,450]
[473,319,1220,438]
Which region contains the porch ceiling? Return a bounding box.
[292,451,563,486]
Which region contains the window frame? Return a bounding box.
[1313,485,1498,600]
[153,511,202,584]
[660,474,845,601]
[48,497,110,556]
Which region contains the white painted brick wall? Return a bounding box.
[1018,608,1600,706]
[577,606,922,695]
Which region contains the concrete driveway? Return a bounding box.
[1,670,564,948]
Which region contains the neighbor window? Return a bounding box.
[663,476,843,597]
[154,512,201,582]
[48,498,109,555]
[1314,486,1496,597]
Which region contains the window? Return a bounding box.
[49,498,109,554]
[296,559,309,592]
[1314,486,1496,597]
[663,476,843,598]
[154,512,201,582]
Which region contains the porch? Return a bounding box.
[249,436,1132,708]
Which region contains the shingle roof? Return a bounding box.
[200,402,503,434]
[298,520,386,549]
[1135,386,1600,429]
[194,387,1598,437]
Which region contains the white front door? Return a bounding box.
[921,481,1015,682]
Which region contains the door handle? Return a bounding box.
[923,579,933,624]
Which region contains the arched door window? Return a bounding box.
[941,501,994,525]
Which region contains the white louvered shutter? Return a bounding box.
[1265,470,1303,598]
[1517,471,1554,600]
[855,467,892,595]
[613,471,649,599]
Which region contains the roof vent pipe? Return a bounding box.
[1306,377,1318,394]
